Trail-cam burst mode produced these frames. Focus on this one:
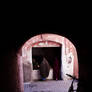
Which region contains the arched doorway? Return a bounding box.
[18,33,79,91]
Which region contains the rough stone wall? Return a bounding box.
[21,33,78,81]
[23,62,32,82]
[2,51,24,92]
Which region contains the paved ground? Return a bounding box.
[24,80,78,92]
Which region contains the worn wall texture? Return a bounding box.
[18,33,78,83]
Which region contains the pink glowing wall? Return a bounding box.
[19,33,78,80]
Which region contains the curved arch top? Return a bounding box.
[22,33,75,50]
[20,33,78,80]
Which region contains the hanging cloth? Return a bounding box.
[53,58,60,80]
[39,57,50,78]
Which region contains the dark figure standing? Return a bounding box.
[53,57,60,80]
[39,57,50,80]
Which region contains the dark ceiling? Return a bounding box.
[1,24,90,47]
[1,23,91,65]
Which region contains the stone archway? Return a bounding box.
[18,33,78,84]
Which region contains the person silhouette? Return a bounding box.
[39,57,50,81]
[53,57,60,80]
